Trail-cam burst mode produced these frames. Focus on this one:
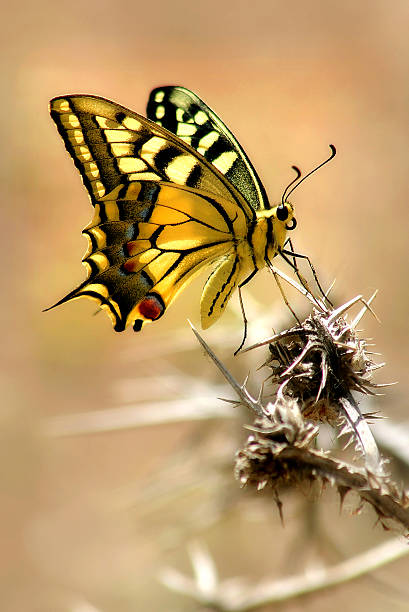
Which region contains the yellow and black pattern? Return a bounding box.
[49,95,253,210]
[48,89,296,332]
[147,86,269,211]
[54,180,250,331]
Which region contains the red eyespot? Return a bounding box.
[138,293,165,321]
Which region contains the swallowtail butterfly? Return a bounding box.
[48,86,333,333]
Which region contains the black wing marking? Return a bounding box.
[147,86,269,210]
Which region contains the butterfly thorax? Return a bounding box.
[248,201,295,269]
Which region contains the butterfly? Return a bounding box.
[48,86,334,334]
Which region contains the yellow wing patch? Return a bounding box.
[200,251,241,329]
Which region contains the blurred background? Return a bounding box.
[3,0,409,610]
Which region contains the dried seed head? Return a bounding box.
[244,295,386,474]
[264,311,380,417]
[235,398,319,491]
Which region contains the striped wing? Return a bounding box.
[147,86,269,211]
[49,95,255,330]
[50,95,254,214]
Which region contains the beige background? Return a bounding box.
[3,1,409,610]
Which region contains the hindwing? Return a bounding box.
[52,182,249,331]
[147,86,269,211]
[200,250,242,330]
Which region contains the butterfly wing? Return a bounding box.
[49,95,255,330]
[200,250,242,330]
[50,95,254,212]
[147,86,269,211]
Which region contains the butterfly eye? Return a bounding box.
[276,204,289,221]
[285,217,297,230]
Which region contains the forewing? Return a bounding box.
[147,86,269,210]
[50,94,254,220]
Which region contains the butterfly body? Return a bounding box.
[48,88,296,332]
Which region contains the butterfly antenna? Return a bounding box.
[285,145,336,200]
[281,165,302,206]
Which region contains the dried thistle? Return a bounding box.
[245,292,386,475]
[234,396,320,521]
[191,283,409,535]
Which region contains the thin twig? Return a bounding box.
[160,538,409,611]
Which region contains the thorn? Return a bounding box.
[242,372,250,389]
[281,341,313,377]
[189,322,263,416]
[351,290,379,328]
[242,328,302,353]
[274,491,284,525]
[339,424,352,437]
[325,278,336,298]
[257,479,268,491]
[342,437,355,451]
[316,355,327,402]
[218,397,242,408]
[257,382,264,403]
[327,295,363,324]
[371,381,398,388]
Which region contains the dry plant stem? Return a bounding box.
[236,539,409,611]
[160,539,409,612]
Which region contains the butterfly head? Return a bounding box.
[276,200,297,231]
[269,200,297,258]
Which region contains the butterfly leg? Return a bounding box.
[279,247,312,295]
[266,258,301,325]
[280,239,333,307]
[234,287,248,355]
[233,268,260,354]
